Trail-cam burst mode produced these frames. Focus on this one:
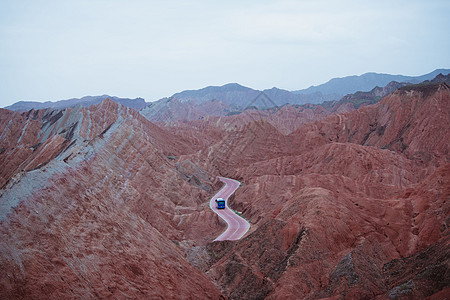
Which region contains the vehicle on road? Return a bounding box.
[216,198,225,209]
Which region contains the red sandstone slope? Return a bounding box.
[211,104,330,135]
[290,83,450,166]
[1,81,448,299]
[200,82,450,299]
[142,80,421,136]
[140,97,232,123]
[0,99,192,189]
[0,100,223,299]
[153,102,331,137]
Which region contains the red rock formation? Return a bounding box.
[1,82,448,299]
[141,80,419,136]
[328,80,411,113]
[140,98,232,123]
[290,83,450,166]
[201,82,450,299]
[0,99,224,298]
[148,102,332,135]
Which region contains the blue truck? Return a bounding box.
[216,198,225,209]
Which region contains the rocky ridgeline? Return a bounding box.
[197,82,449,299]
[5,95,147,112]
[0,81,449,299]
[0,99,224,298]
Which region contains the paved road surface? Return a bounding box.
[209,177,250,241]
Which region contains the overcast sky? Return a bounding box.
[1,0,449,107]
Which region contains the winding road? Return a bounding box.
[209,177,250,241]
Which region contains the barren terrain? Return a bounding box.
[0,81,449,299]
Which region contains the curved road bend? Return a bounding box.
[209,177,250,241]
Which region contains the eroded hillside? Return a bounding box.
[0,100,224,298]
[193,82,450,299]
[0,82,449,299]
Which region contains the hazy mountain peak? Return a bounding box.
[294,68,450,96]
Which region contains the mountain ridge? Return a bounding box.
[293,68,450,96]
[5,95,147,112]
[5,69,448,113]
[0,79,449,298]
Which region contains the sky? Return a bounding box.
[0,0,449,107]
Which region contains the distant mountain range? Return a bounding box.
[156,68,450,110]
[140,70,449,123]
[168,83,336,109]
[293,68,450,96]
[5,69,449,113]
